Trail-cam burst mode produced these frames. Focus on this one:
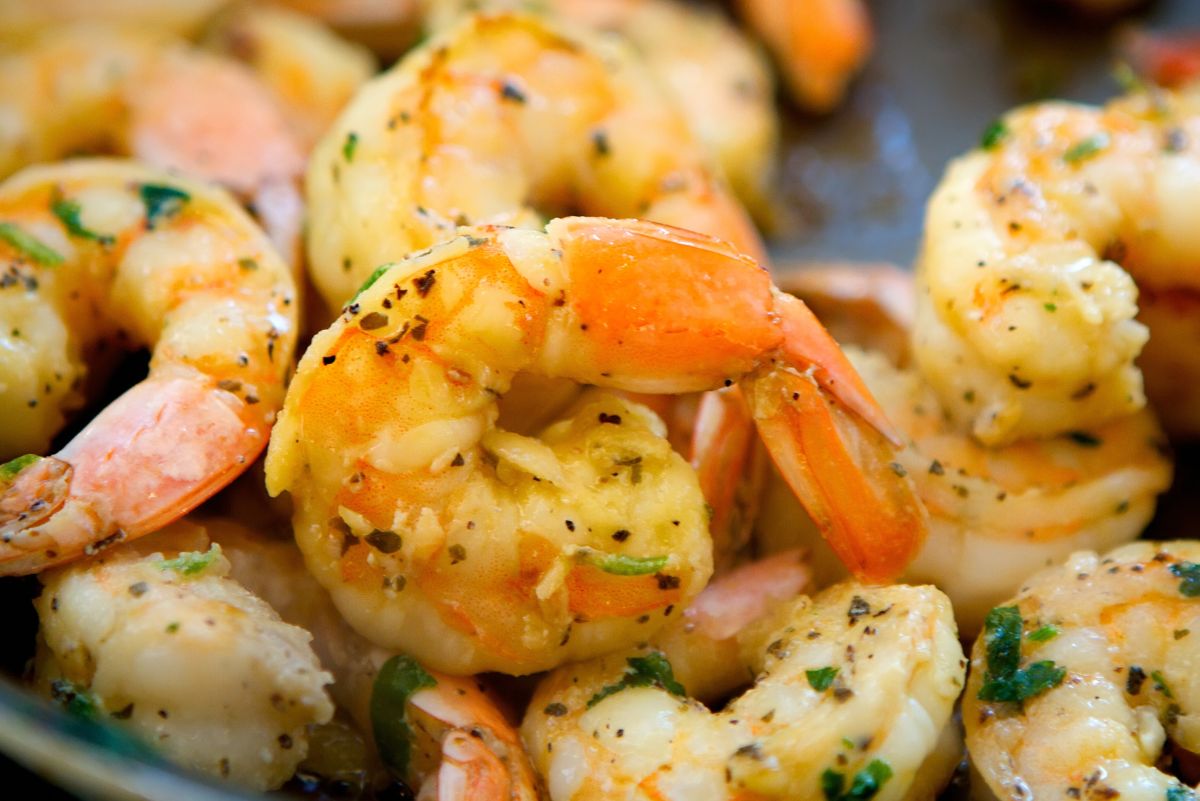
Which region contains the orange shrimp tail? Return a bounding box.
[1123,30,1200,88]
[776,292,900,445]
[0,377,267,575]
[436,732,515,801]
[748,369,926,584]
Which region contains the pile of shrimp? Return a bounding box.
[1,1,1198,800]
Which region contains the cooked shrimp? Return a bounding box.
[265,217,925,675]
[914,83,1200,444]
[734,0,873,113]
[0,159,297,574]
[521,581,964,800]
[207,517,539,800]
[31,522,334,792]
[0,23,306,267]
[305,10,766,309]
[964,541,1200,801]
[421,0,779,219]
[0,0,226,44]
[268,0,423,58]
[203,4,378,152]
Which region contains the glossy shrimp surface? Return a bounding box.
[0,23,306,266]
[915,84,1200,444]
[305,10,766,309]
[964,541,1200,801]
[32,523,334,792]
[266,218,925,675]
[0,159,297,574]
[521,581,964,801]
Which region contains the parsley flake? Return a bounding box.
[976,606,1066,703]
[807,667,840,692]
[51,198,114,245]
[1169,562,1200,597]
[822,759,894,801]
[0,453,40,481]
[585,551,668,576]
[0,222,63,265]
[156,545,221,577]
[1063,133,1110,164]
[587,652,685,708]
[980,120,1010,150]
[371,655,437,778]
[139,184,190,229]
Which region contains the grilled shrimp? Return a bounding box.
[914,83,1200,443]
[265,218,925,675]
[305,10,766,310]
[421,0,779,218]
[0,23,306,266]
[32,522,333,792]
[203,4,378,152]
[209,517,540,801]
[0,159,297,574]
[521,581,964,801]
[964,541,1200,801]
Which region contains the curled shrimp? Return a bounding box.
[914,82,1200,443]
[208,517,539,800]
[521,580,965,800]
[0,23,306,267]
[735,0,873,113]
[32,522,334,791]
[964,541,1200,800]
[421,0,780,220]
[305,10,766,310]
[0,159,297,574]
[265,217,925,675]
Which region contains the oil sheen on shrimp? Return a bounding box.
[32,523,334,792]
[964,541,1200,801]
[914,83,1200,444]
[521,581,965,801]
[0,159,297,574]
[265,218,925,675]
[305,10,767,310]
[421,0,779,218]
[0,23,306,266]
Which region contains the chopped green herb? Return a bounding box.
[841,737,856,751]
[977,606,1066,703]
[1026,625,1059,643]
[980,119,1010,150]
[49,679,100,721]
[1112,62,1148,94]
[0,453,40,481]
[1167,785,1197,801]
[371,655,437,778]
[807,666,840,692]
[353,262,393,300]
[1063,133,1110,164]
[1151,670,1175,699]
[156,544,221,577]
[587,652,685,708]
[165,622,180,634]
[1044,302,1057,312]
[0,222,63,265]
[1168,562,1200,597]
[139,184,190,229]
[585,552,668,576]
[343,132,359,162]
[1067,431,1102,448]
[51,198,114,245]
[822,759,894,801]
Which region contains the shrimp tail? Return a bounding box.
[747,366,927,584]
[435,731,516,801]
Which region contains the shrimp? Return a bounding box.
[420,0,779,220]
[31,522,334,792]
[0,159,297,574]
[734,0,873,113]
[264,217,926,675]
[963,541,1200,801]
[761,268,1172,633]
[520,580,965,800]
[913,82,1200,444]
[0,23,307,268]
[305,10,767,310]
[0,0,226,44]
[202,4,379,152]
[207,517,539,800]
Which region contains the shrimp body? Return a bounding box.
[520,581,965,801]
[421,0,779,218]
[32,524,334,792]
[0,24,306,266]
[915,87,1200,444]
[964,541,1200,801]
[305,10,766,310]
[0,159,297,574]
[266,218,925,675]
